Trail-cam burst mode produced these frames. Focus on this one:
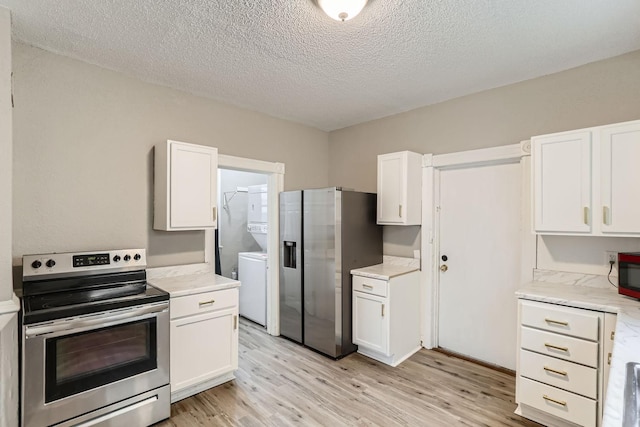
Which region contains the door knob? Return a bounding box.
[440,265,448,272]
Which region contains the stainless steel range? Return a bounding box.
[20,249,170,427]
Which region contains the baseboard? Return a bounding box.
[170,372,235,403]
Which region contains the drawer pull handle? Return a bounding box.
[544,343,569,352]
[381,304,385,317]
[543,366,568,376]
[199,299,216,306]
[544,318,568,326]
[543,395,567,407]
[363,284,373,290]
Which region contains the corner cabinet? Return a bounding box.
[352,271,420,367]
[154,140,218,231]
[169,288,239,403]
[377,151,422,225]
[532,119,640,236]
[515,299,617,427]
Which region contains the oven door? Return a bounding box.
[22,302,169,427]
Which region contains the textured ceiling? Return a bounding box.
[2,0,640,131]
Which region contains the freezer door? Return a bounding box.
[303,188,340,357]
[279,191,303,343]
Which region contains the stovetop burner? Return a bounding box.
[20,249,169,325]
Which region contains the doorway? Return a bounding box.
[218,169,269,328]
[217,155,284,337]
[422,144,532,370]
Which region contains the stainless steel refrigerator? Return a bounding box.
[279,187,383,358]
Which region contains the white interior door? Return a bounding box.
[437,161,521,369]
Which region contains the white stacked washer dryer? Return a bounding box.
[238,184,268,326]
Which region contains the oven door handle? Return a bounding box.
[25,302,168,338]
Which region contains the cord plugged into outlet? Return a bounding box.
[606,251,618,288]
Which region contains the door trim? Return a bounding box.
[217,155,285,337]
[420,142,533,349]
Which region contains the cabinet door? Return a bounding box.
[170,308,238,393]
[353,291,389,355]
[377,153,405,224]
[600,123,640,234]
[170,141,218,229]
[533,132,592,233]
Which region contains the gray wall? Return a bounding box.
[12,43,329,267]
[329,50,640,193]
[0,7,11,301]
[328,50,640,257]
[1,7,18,427]
[218,169,267,278]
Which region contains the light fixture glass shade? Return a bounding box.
[317,0,368,22]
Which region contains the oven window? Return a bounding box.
[45,318,157,403]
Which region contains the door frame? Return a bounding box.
[420,142,534,349]
[216,155,284,337]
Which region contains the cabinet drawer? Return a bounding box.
[520,300,600,341]
[353,275,387,297]
[519,377,596,427]
[519,349,597,399]
[170,288,238,320]
[520,326,598,368]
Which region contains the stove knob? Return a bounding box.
[123,254,131,262]
[46,259,56,268]
[31,260,42,269]
[134,253,141,261]
[113,255,121,262]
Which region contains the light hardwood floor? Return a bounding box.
[157,319,541,427]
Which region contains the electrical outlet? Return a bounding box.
[606,251,618,274]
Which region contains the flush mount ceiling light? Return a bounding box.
[317,0,368,22]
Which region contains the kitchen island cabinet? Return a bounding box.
[149,273,239,403]
[351,263,420,367]
[515,279,633,427]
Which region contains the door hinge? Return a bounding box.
[233,315,238,330]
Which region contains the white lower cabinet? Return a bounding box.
[352,271,420,367]
[353,292,388,354]
[516,299,617,427]
[169,288,239,403]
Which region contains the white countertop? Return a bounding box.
[148,272,240,297]
[351,263,419,280]
[516,280,640,426]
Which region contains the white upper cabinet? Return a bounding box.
[377,151,422,225]
[532,132,592,233]
[600,122,640,235]
[532,119,640,236]
[154,140,218,231]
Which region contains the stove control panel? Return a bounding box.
[23,249,147,280]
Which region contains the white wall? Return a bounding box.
[218,169,267,278]
[12,43,329,267]
[537,235,640,277]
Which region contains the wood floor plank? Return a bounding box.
[156,319,542,427]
